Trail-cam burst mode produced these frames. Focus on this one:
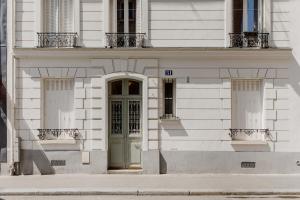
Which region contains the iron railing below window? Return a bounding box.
[37,32,79,48]
[37,129,79,140]
[229,32,269,48]
[106,33,146,48]
[229,129,270,141]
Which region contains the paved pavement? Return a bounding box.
[1,195,300,200]
[0,174,300,196]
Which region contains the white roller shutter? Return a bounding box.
[44,0,59,32]
[232,79,263,129]
[44,79,75,129]
[61,0,74,32]
[44,0,73,32]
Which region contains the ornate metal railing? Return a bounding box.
[37,32,79,48]
[106,33,146,48]
[229,129,270,140]
[37,129,80,140]
[229,32,269,48]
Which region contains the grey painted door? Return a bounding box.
[108,79,142,169]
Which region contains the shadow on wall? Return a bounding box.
[12,83,55,175]
[159,120,188,174]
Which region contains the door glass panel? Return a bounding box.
[128,80,140,95]
[111,101,123,134]
[111,80,122,95]
[128,100,140,135]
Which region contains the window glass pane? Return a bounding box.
[164,81,174,115]
[164,82,173,98]
[233,0,243,33]
[165,99,173,115]
[128,80,140,95]
[111,101,122,134]
[111,80,123,95]
[117,0,124,33]
[247,0,258,32]
[233,0,259,32]
[128,0,136,33]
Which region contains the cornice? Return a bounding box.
[13,47,293,60]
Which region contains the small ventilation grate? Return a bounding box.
[241,162,256,168]
[51,160,66,166]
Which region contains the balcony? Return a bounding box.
[106,33,146,48]
[229,32,269,48]
[229,129,270,143]
[37,129,79,140]
[37,32,79,48]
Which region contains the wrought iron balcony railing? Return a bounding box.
[106,33,146,48]
[37,32,79,48]
[229,32,269,48]
[229,129,270,141]
[37,129,80,140]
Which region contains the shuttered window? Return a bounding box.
[44,79,75,129]
[232,79,263,129]
[44,0,74,32]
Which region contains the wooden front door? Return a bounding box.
[108,79,142,169]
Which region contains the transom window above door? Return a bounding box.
[109,79,141,96]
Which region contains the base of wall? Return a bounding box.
[0,148,7,163]
[143,150,160,174]
[160,151,300,174]
[19,150,300,174]
[0,163,9,175]
[20,150,107,175]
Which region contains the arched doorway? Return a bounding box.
[108,79,142,169]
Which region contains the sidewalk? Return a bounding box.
[0,174,300,196]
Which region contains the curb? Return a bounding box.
[1,188,300,196]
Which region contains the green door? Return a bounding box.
[108,79,142,169]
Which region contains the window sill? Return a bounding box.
[39,139,77,145]
[160,116,180,121]
[231,140,267,145]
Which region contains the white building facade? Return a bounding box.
[2,0,300,175]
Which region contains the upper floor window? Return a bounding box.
[230,0,269,48]
[44,0,74,32]
[233,0,261,33]
[117,0,136,33]
[106,0,146,48]
[38,0,78,48]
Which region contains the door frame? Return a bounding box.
[102,73,149,170]
[108,79,143,169]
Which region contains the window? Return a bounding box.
[162,79,177,119]
[233,0,262,33]
[44,0,74,32]
[232,79,263,129]
[116,0,136,33]
[44,79,75,129]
